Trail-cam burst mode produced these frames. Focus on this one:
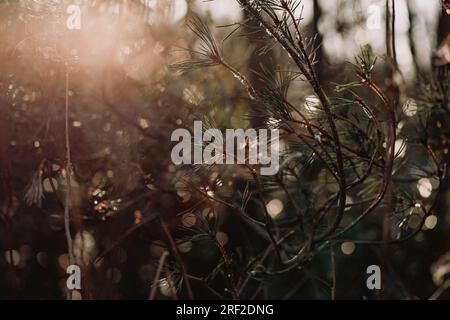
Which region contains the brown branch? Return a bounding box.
[64,63,75,270]
[149,250,169,300]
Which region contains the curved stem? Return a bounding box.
[64,64,74,266]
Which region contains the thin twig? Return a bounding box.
[149,250,169,300]
[330,243,336,300]
[160,217,194,299]
[64,63,75,293]
[429,279,450,300]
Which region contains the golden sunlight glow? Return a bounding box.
[159,277,176,297]
[403,99,418,117]
[266,198,284,218]
[425,215,438,230]
[215,231,229,246]
[417,178,433,199]
[5,250,21,266]
[304,95,321,113]
[73,231,97,266]
[181,212,197,228]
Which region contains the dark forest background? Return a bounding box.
[0,0,449,300]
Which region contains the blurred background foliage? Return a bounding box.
[0,0,449,300]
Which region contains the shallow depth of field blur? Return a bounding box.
[0,0,449,300]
